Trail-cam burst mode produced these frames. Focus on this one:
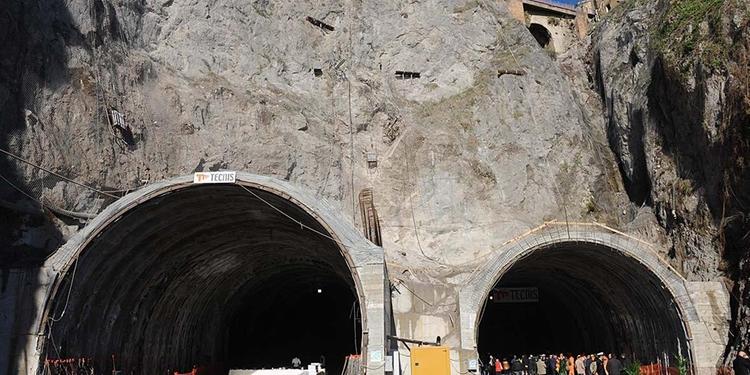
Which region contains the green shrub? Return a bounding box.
[676,355,688,375]
[623,361,641,375]
[654,0,727,71]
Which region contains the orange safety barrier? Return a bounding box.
[173,365,226,375]
[640,363,679,375]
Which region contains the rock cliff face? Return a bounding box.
[0,0,748,360]
[0,0,627,268]
[583,0,750,356]
[0,0,631,360]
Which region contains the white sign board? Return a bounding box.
[491,287,539,303]
[468,359,478,371]
[193,171,236,184]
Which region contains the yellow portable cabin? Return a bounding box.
[410,346,450,375]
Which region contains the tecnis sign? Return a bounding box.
[490,287,539,303]
[193,171,237,184]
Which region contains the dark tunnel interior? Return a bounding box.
[529,23,552,49]
[45,184,362,375]
[225,272,361,373]
[477,244,689,364]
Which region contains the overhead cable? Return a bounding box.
[0,173,96,219]
[49,257,79,322]
[0,148,119,199]
[238,185,345,246]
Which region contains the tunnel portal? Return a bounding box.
[529,23,553,50]
[477,242,689,364]
[42,182,365,375]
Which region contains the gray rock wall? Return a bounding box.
[584,0,750,358]
[1,0,747,370]
[1,0,627,270]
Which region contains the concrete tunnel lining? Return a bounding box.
[459,224,702,372]
[478,243,689,359]
[34,174,386,374]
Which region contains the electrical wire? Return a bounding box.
[0,148,119,199]
[393,278,433,307]
[403,148,450,267]
[363,361,386,370]
[0,173,97,220]
[350,300,360,354]
[0,173,43,204]
[237,185,348,248]
[47,327,64,362]
[49,257,79,322]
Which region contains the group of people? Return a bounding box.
[734,351,750,375]
[44,358,95,375]
[483,353,626,375]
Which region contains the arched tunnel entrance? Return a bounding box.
[41,180,371,375]
[529,23,553,50]
[476,242,690,364]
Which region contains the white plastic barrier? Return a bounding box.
[228,369,308,375]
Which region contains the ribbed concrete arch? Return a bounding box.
[33,173,386,375]
[458,223,727,375]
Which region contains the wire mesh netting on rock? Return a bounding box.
[340,355,362,375]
